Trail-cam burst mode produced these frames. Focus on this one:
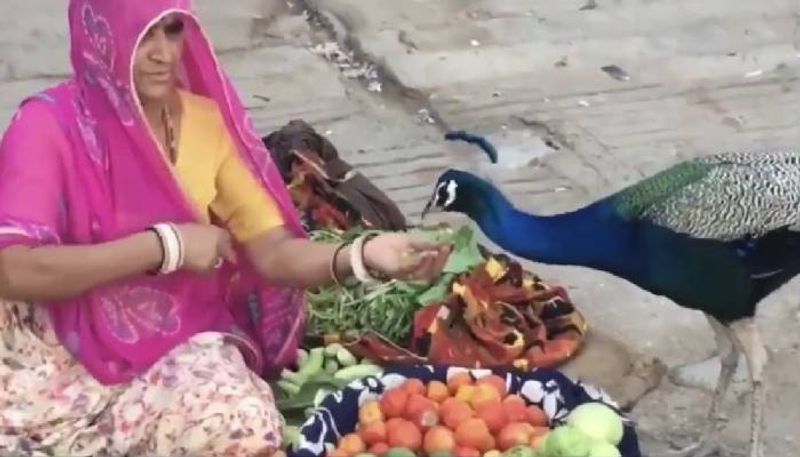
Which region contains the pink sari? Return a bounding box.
[0,0,306,385]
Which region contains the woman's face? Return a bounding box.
[133,14,185,104]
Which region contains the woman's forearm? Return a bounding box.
[246,229,353,289]
[0,232,163,302]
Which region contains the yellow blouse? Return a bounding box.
[172,90,283,241]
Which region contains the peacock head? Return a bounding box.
[422,168,498,218]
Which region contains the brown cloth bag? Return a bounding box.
[263,120,407,231]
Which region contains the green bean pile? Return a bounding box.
[306,226,483,345]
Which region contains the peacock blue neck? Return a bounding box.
[461,183,638,275]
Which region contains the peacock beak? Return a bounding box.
[421,200,432,219]
[421,198,442,219]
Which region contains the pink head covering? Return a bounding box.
[0,0,306,384]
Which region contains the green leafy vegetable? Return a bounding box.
[305,225,486,345]
[415,273,455,306]
[407,225,483,273]
[443,226,484,273]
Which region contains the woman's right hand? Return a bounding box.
[173,224,236,273]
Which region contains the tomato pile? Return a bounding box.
[329,374,550,457]
[323,373,626,457]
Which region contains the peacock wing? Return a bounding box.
[612,151,800,240]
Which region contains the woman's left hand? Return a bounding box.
[362,233,452,282]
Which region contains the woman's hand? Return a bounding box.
[174,224,236,273]
[362,233,451,282]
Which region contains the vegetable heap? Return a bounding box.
[306,226,485,345]
[292,374,625,457]
[277,342,384,422]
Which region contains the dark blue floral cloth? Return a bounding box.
[289,364,641,457]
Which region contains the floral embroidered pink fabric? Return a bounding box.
[0,302,285,456]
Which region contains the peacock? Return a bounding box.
[424,133,800,457]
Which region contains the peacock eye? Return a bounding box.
[443,180,458,207]
[433,182,447,205]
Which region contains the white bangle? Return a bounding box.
[152,223,182,275]
[166,223,185,271]
[350,235,379,285]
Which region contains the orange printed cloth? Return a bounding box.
[327,253,588,370]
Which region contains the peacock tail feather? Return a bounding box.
[611,151,800,241]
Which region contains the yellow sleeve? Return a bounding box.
[210,136,284,242]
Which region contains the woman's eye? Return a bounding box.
[164,19,185,37]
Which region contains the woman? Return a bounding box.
[0,1,450,456]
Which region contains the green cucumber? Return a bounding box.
[324,343,344,357]
[280,369,306,386]
[333,363,383,382]
[335,347,357,367]
[278,380,301,396]
[297,347,324,379]
[281,347,324,386]
[324,359,339,374]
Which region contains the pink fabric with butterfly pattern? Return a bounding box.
[0,0,306,385]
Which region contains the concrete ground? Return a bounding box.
[1,0,798,455]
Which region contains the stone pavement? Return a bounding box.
[1,0,799,455]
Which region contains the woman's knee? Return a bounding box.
[154,394,284,456]
[227,395,285,452]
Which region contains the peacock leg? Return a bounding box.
[666,315,739,457]
[729,318,767,457]
[704,316,740,431]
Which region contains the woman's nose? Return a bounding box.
[149,30,174,64]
